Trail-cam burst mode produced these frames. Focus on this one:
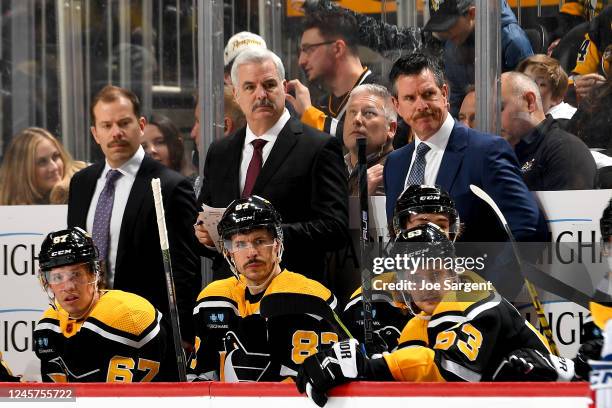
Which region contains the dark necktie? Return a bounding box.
[92,169,122,267]
[242,139,268,198]
[405,143,431,187]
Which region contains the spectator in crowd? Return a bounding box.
[188,196,348,381]
[516,54,577,123]
[67,85,200,344]
[500,71,596,191]
[286,6,379,143]
[571,5,611,100]
[384,52,545,244]
[458,85,476,128]
[296,223,565,408]
[0,352,19,381]
[568,46,612,155]
[195,48,348,283]
[49,160,88,204]
[343,84,396,196]
[142,114,186,174]
[0,127,79,205]
[317,0,532,117]
[34,227,178,382]
[223,31,267,87]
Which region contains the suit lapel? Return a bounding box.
[115,156,154,273]
[252,118,300,193]
[227,130,246,198]
[397,144,415,188]
[436,123,467,192]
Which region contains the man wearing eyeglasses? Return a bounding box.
[285,6,379,144]
[33,227,178,382]
[188,196,349,382]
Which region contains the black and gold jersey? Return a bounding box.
[301,68,377,140]
[34,290,177,383]
[382,290,550,382]
[188,269,349,382]
[573,6,612,77]
[0,352,20,382]
[342,273,412,354]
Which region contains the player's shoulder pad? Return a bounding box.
[88,290,158,337]
[265,270,332,301]
[197,277,240,302]
[398,314,430,347]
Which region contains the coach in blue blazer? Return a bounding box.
[385,53,546,245]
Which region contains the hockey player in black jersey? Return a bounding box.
[34,227,178,382]
[297,223,573,406]
[188,195,350,382]
[343,185,460,353]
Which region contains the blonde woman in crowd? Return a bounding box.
[0,127,84,205]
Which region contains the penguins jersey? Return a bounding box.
[343,273,412,354]
[0,352,20,382]
[188,269,349,382]
[573,6,611,77]
[381,291,550,382]
[300,68,375,138]
[34,290,177,382]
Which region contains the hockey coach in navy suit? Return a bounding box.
[384,52,546,247]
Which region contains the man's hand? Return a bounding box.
[574,73,606,100]
[493,348,575,382]
[286,79,313,117]
[194,213,214,247]
[296,339,363,407]
[367,164,384,196]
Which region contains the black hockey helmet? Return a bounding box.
[393,222,455,261]
[218,195,283,244]
[39,227,99,272]
[392,185,459,239]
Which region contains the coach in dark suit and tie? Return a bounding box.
[384,52,546,245]
[194,48,348,283]
[67,85,201,342]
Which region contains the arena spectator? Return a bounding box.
[195,48,348,283]
[286,5,379,143]
[571,5,611,100]
[67,85,200,344]
[568,59,612,155]
[142,114,186,174]
[223,31,267,86]
[516,54,576,122]
[500,72,596,190]
[49,160,88,204]
[343,84,396,196]
[458,85,476,128]
[317,0,532,117]
[0,127,79,205]
[188,196,348,381]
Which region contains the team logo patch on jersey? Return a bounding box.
[36,337,54,354]
[206,312,229,329]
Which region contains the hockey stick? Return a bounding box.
[151,178,188,381]
[356,137,374,353]
[469,184,559,356]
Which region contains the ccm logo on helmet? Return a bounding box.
[50,249,72,257]
[419,195,440,201]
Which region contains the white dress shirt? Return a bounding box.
[547,101,577,120]
[86,146,145,287]
[404,113,454,189]
[239,109,291,193]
